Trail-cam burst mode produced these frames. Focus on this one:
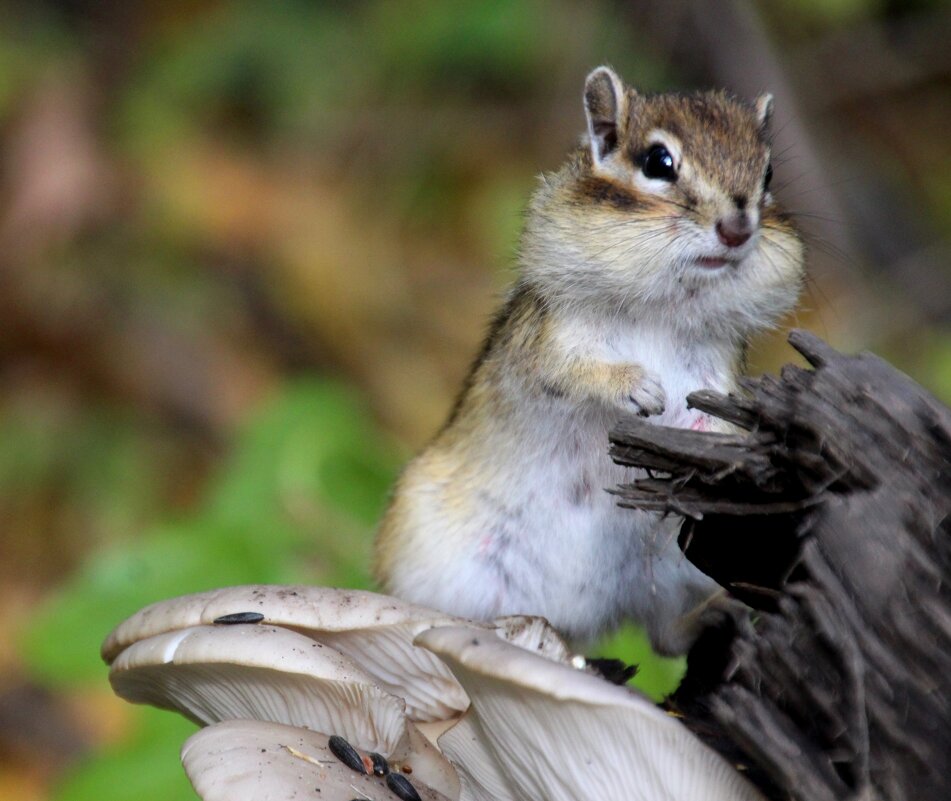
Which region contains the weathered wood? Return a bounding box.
[609,330,951,801]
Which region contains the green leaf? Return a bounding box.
[592,624,686,701]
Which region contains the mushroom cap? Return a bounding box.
[417,625,766,801]
[103,584,479,720]
[105,586,761,801]
[110,623,407,749]
[491,615,572,665]
[182,719,453,801]
[108,619,460,798]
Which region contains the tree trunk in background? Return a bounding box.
[610,331,951,801]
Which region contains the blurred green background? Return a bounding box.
[0,1,948,799]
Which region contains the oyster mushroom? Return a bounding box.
[103,584,477,721]
[108,621,458,796]
[417,624,766,801]
[181,719,452,801]
[104,585,764,801]
[103,586,477,798]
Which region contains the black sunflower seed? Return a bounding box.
[328,735,367,774]
[368,752,390,776]
[386,772,422,801]
[212,612,265,625]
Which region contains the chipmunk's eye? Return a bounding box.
[763,162,773,191]
[641,145,677,182]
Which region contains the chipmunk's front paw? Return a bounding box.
[627,371,666,417]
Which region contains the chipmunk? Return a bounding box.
[374,66,804,656]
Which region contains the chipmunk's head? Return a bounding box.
[523,66,804,340]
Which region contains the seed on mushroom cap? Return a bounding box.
[327,735,367,774]
[212,612,265,625]
[386,772,422,801]
[368,752,390,776]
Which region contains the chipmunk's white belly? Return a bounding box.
[452,400,703,641]
[469,407,669,638]
[399,335,730,644]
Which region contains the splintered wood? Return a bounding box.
[609,330,951,801]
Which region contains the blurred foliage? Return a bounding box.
[772,0,947,35]
[0,1,946,800]
[772,0,886,30]
[54,709,197,801]
[21,380,397,688]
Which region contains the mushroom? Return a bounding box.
[490,615,573,665]
[103,584,479,721]
[102,586,477,798]
[104,585,765,801]
[417,625,766,801]
[181,719,452,801]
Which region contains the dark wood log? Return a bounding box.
[609,330,951,801]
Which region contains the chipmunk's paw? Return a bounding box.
[628,372,666,417]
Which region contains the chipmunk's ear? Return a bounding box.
[584,66,627,164]
[755,93,774,133]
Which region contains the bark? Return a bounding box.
[609,330,951,801]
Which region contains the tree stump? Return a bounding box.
[609,330,951,801]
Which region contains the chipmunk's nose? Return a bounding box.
[716,214,753,248]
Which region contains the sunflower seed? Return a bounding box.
[212,612,265,625]
[386,772,422,801]
[327,735,367,774]
[368,752,390,776]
